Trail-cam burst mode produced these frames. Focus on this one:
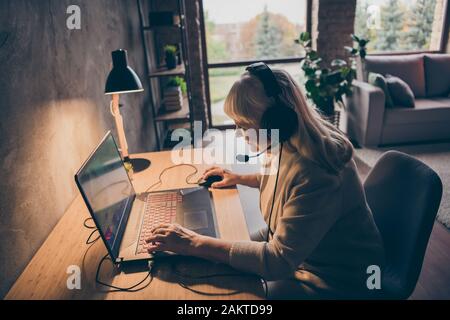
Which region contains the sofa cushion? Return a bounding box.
[365,54,426,97]
[424,54,450,97]
[384,98,450,125]
[368,72,394,108]
[385,74,415,108]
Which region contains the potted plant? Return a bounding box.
[296,32,367,125]
[163,76,186,111]
[164,45,178,70]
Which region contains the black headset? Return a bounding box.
[244,62,298,242]
[245,62,298,142]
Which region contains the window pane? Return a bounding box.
[203,0,307,63]
[210,63,303,126]
[354,0,445,53]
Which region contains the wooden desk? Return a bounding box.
[6,150,264,300]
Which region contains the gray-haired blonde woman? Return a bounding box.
[145,64,385,299]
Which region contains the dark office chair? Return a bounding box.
[363,151,443,299]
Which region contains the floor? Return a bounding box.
[410,221,450,299]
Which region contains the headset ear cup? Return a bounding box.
[261,106,298,142]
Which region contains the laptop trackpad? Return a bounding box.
[184,210,208,230]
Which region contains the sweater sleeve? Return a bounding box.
[229,171,342,280]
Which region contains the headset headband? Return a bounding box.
[246,62,282,97]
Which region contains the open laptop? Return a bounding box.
[75,131,218,264]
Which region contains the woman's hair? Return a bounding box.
[224,69,353,174]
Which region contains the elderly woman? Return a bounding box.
[146,64,384,299]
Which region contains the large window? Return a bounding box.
[354,0,447,53]
[201,0,308,127]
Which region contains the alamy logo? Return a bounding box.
[66,265,81,290]
[366,265,381,290]
[367,5,381,30]
[66,5,81,30]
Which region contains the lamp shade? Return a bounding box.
[105,49,144,95]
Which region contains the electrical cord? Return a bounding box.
[83,217,96,229]
[85,229,101,245]
[83,217,100,245]
[94,253,154,293]
[171,261,269,298]
[145,164,200,193]
[266,143,283,242]
[83,216,154,292]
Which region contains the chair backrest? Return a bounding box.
[363,151,442,299]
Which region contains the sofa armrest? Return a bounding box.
[343,80,386,146]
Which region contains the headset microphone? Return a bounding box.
[236,146,271,163]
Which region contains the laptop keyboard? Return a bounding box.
[136,191,182,254]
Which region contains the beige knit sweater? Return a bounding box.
[228,149,385,298]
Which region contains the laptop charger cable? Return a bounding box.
[94,253,154,293]
[83,217,155,293]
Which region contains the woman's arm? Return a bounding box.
[202,167,260,188]
[146,169,342,281]
[145,224,232,264]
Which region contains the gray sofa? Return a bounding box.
[343,54,450,146]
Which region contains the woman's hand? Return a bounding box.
[146,223,233,264]
[201,167,241,188]
[145,223,203,255]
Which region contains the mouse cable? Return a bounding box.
[83,217,96,229]
[94,253,154,293]
[171,262,268,298]
[145,163,200,193]
[83,218,101,244]
[85,229,101,245]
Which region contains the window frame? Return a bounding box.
[359,0,449,57]
[199,0,311,129]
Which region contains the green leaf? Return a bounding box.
[308,50,320,61]
[359,39,368,47]
[341,67,350,78]
[305,79,316,92]
[304,67,316,76]
[351,34,360,42]
[300,31,311,42]
[360,49,367,59]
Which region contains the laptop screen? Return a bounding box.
[75,132,135,259]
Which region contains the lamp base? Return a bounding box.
[129,158,151,173]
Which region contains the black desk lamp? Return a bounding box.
[105,49,151,172]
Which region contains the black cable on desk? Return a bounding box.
[94,253,154,293]
[145,163,200,192]
[85,229,100,245]
[83,218,154,293]
[83,217,96,229]
[171,261,268,298]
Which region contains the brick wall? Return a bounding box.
[185,0,209,130]
[312,0,357,65]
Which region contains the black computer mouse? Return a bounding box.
[198,175,223,188]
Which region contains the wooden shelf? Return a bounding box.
[149,63,185,78]
[155,96,190,123]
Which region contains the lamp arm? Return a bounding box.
[110,94,129,159]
